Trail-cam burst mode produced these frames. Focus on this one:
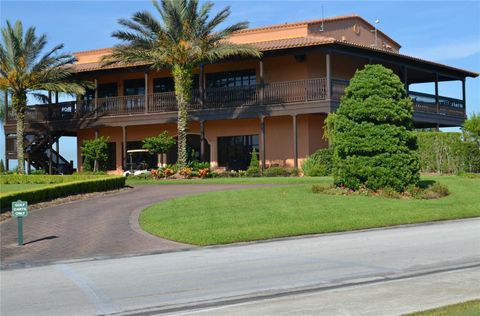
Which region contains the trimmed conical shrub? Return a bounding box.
[332,64,420,191]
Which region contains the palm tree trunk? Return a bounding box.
[172,65,193,169]
[13,92,27,174]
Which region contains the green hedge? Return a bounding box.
[302,148,333,176]
[0,176,125,212]
[417,132,480,174]
[0,174,112,184]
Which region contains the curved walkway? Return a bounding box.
[0,184,257,269]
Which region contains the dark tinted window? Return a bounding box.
[84,83,118,100]
[124,79,145,96]
[206,70,256,88]
[218,135,259,170]
[153,75,200,93]
[98,83,118,98]
[105,142,116,171]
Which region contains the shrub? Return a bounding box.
[0,159,5,173]
[263,167,290,177]
[462,113,480,146]
[30,169,46,175]
[179,167,193,179]
[142,131,176,166]
[81,136,109,172]
[198,168,209,178]
[129,172,153,180]
[162,167,174,178]
[416,132,480,174]
[0,176,125,212]
[312,181,449,200]
[190,161,210,171]
[301,148,333,176]
[150,169,161,179]
[74,171,108,175]
[0,174,112,184]
[331,64,420,192]
[246,148,260,176]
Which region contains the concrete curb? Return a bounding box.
[108,263,480,316]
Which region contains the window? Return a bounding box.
[84,83,118,100]
[206,70,256,88]
[218,135,259,170]
[99,83,118,98]
[105,142,116,171]
[153,75,200,93]
[153,77,174,93]
[124,79,145,96]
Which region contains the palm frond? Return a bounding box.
[204,43,261,62]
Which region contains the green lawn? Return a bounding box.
[139,176,480,245]
[405,300,480,316]
[127,176,326,185]
[0,184,50,194]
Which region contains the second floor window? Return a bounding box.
[84,82,118,100]
[98,83,118,98]
[153,77,174,93]
[153,75,200,93]
[124,79,145,96]
[206,70,256,88]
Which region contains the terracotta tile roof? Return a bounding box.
[72,36,478,77]
[72,37,336,72]
[251,36,335,51]
[232,14,401,49]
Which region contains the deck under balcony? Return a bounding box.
[4,77,466,134]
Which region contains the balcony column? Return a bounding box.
[260,116,266,171]
[199,63,205,106]
[56,138,60,168]
[49,142,53,174]
[200,120,205,162]
[122,126,128,170]
[434,73,439,113]
[292,114,298,170]
[259,59,264,105]
[462,78,466,110]
[94,79,99,117]
[144,72,149,113]
[326,52,331,100]
[5,134,9,171]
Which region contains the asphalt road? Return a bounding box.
[1,218,479,316]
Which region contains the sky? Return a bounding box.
[1,0,479,170]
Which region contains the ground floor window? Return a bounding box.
[218,135,259,170]
[105,142,116,171]
[166,134,210,165]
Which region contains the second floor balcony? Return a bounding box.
[5,77,466,126]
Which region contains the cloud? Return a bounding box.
[404,38,480,62]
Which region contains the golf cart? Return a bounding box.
[123,149,152,177]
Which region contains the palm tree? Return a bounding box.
[103,0,261,168]
[0,20,91,174]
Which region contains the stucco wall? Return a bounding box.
[77,114,329,173]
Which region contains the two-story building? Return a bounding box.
[3,14,478,173]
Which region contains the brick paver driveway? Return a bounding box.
[0,184,254,269]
